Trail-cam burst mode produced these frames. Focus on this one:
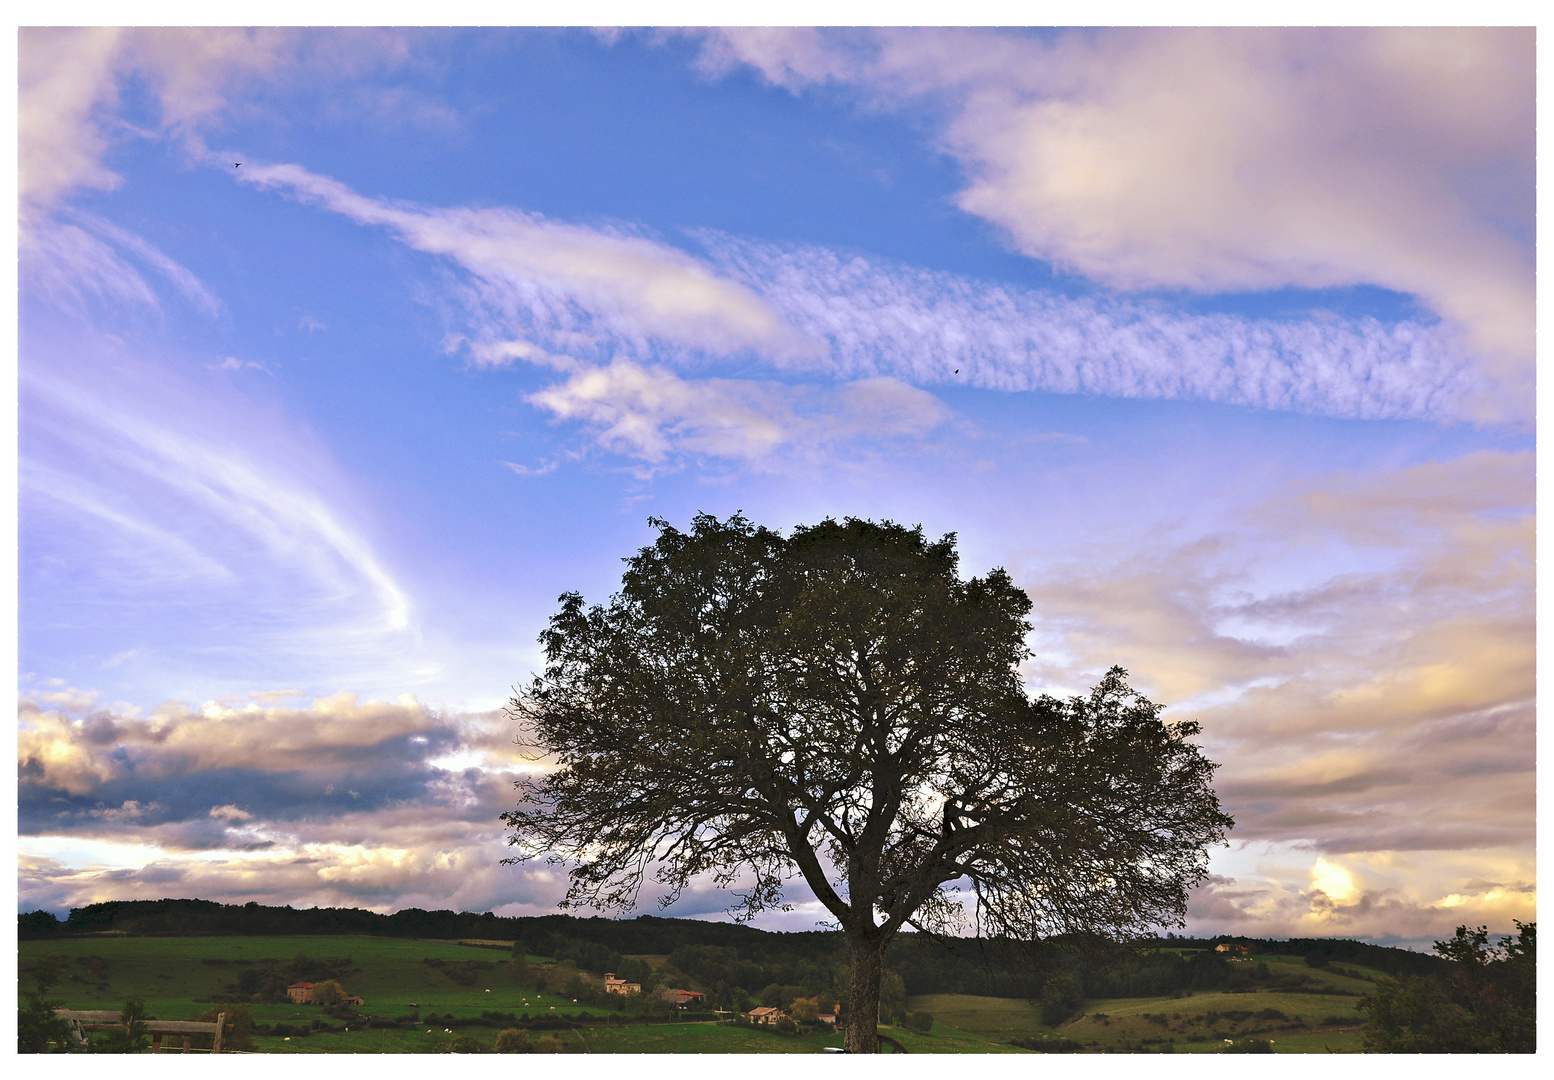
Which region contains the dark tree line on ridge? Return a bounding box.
[19,898,1452,1011]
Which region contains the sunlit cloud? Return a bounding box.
[1004,448,1533,940]
[527,361,949,467]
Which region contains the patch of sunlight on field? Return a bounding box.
[905,993,1045,1037]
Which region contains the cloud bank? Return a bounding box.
[1009,448,1533,942]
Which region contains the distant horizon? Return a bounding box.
[21,895,1461,954]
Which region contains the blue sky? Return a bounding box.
[16,26,1534,948]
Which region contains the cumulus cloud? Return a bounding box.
[237,162,818,362]
[527,360,948,466]
[1188,847,1536,945]
[16,689,573,916]
[686,27,1533,416]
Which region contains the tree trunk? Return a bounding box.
[844,933,883,1054]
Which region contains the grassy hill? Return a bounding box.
[20,933,1384,1053]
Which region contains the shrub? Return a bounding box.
[197,1005,255,1051]
[1040,974,1084,1026]
[312,980,346,1007]
[534,1035,565,1053]
[448,1034,486,1053]
[906,1011,934,1033]
[495,1028,532,1053]
[1305,953,1330,968]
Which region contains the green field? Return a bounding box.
[908,951,1372,1054]
[21,936,1373,1053]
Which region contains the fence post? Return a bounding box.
[213,1013,226,1054]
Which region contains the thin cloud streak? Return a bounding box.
[705,235,1479,422]
[236,161,818,362]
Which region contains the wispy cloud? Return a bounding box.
[703,235,1480,422]
[236,161,818,362]
[21,343,414,674]
[232,164,1483,428]
[683,27,1533,416]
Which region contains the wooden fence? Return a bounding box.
[55,1009,226,1053]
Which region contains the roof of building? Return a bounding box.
[287,982,316,989]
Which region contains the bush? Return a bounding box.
[905,1011,934,1033]
[1305,953,1331,969]
[448,1034,486,1053]
[196,1005,254,1051]
[1039,974,1084,1026]
[494,1028,532,1053]
[91,1001,150,1054]
[534,1035,565,1053]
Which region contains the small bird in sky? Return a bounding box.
[954,368,959,373]
[234,163,241,168]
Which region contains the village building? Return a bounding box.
[817,1013,837,1026]
[602,973,641,995]
[659,988,704,1007]
[748,1006,788,1025]
[1215,943,1251,957]
[285,981,363,1005]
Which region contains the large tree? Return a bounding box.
[503,514,1233,1052]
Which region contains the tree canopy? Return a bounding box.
[503,513,1233,1051]
[1361,922,1535,1052]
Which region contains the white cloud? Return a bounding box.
[704,234,1480,422]
[686,28,1533,417]
[19,27,302,215]
[234,161,1484,425]
[527,361,948,466]
[21,346,414,667]
[237,162,818,362]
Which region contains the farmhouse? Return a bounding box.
[817,1013,837,1026]
[285,981,363,1005]
[659,988,704,1006]
[1215,943,1251,957]
[602,973,641,995]
[748,1006,787,1025]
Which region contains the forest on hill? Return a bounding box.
[18,898,1448,1004]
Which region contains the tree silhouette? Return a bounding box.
[504,514,1233,1052]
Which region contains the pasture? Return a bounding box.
[21,936,1372,1053]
